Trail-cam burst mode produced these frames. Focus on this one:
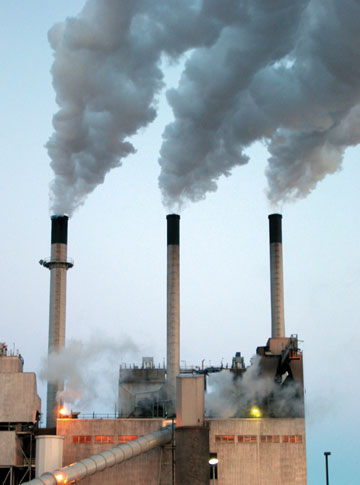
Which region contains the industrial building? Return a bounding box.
[1,214,307,484]
[0,343,41,483]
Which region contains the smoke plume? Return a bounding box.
[47,0,220,215]
[205,356,304,418]
[48,0,360,213]
[40,335,138,412]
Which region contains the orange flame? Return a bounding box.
[59,407,69,417]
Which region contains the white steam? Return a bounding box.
[159,0,360,206]
[40,336,138,412]
[48,0,360,214]
[205,356,304,418]
[47,0,220,215]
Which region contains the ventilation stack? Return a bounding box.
[166,214,180,414]
[40,215,73,427]
[268,214,285,338]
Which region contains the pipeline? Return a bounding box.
[24,425,172,484]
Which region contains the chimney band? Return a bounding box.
[51,215,69,245]
[269,214,282,244]
[167,214,180,245]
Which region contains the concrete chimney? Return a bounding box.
[166,214,180,414]
[40,215,73,427]
[268,214,285,338]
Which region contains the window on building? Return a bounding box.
[215,435,235,443]
[282,435,303,444]
[238,435,257,443]
[72,436,92,444]
[95,435,114,444]
[118,435,137,443]
[260,435,280,443]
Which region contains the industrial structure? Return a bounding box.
[0,343,41,484]
[2,213,307,484]
[39,215,73,428]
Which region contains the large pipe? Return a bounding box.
[24,426,172,485]
[166,214,180,413]
[268,214,285,338]
[39,215,73,427]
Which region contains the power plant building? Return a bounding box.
[3,214,307,484]
[0,343,41,484]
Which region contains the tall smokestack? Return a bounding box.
[268,214,285,338]
[40,215,73,427]
[166,214,180,414]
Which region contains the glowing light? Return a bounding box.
[209,452,218,465]
[250,406,262,418]
[59,407,68,417]
[54,472,67,483]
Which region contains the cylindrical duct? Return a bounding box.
[268,214,285,338]
[24,426,172,485]
[35,436,64,477]
[166,214,180,413]
[41,215,73,428]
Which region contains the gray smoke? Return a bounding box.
[40,336,138,412]
[47,0,220,215]
[205,356,304,418]
[159,0,360,206]
[48,0,360,213]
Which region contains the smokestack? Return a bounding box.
[166,214,180,413]
[40,215,73,427]
[268,214,285,338]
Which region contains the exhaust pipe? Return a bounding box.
[268,214,285,338]
[40,215,73,427]
[24,425,172,485]
[166,214,180,412]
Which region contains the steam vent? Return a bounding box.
[10,213,306,485]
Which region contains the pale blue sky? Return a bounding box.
[1,2,359,483]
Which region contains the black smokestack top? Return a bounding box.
[268,214,282,244]
[51,215,68,245]
[167,214,180,245]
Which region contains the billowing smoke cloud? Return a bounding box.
[40,335,138,412]
[205,356,304,418]
[48,0,360,214]
[159,0,360,206]
[47,0,221,215]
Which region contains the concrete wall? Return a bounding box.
[175,426,209,485]
[207,418,307,485]
[57,418,172,485]
[0,356,23,373]
[56,417,306,484]
[0,431,22,466]
[0,373,41,423]
[176,375,204,427]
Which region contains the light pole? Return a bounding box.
[324,452,331,485]
[209,453,218,484]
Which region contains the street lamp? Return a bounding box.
[324,452,331,485]
[209,453,218,484]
